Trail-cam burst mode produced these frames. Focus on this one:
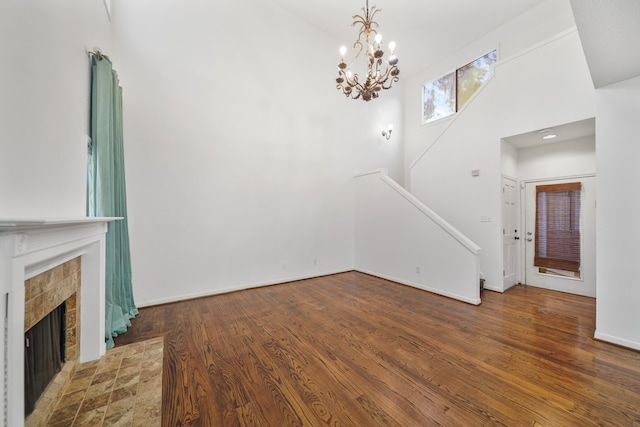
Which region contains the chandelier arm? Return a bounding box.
[350,79,368,97]
[372,57,384,74]
[339,65,398,98]
[347,40,365,69]
[369,62,392,86]
[338,78,363,100]
[347,76,365,92]
[337,69,368,99]
[337,80,356,99]
[378,70,400,90]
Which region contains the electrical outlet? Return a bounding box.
[480,216,492,222]
[416,267,420,274]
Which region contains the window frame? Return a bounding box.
[534,182,582,273]
[421,49,497,125]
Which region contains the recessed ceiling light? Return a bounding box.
[539,129,557,140]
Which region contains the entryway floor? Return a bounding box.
[26,337,163,427]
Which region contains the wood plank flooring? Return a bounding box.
[115,272,640,426]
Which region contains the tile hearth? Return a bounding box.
[26,337,163,427]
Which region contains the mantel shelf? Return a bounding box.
[0,217,122,233]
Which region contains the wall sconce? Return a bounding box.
[381,123,393,140]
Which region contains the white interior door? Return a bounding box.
[524,176,596,297]
[502,176,519,289]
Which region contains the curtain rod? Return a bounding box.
[89,48,104,60]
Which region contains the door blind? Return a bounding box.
[535,182,581,273]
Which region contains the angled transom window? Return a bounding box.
[422,50,497,124]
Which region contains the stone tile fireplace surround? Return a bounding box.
[0,218,118,427]
[24,257,80,363]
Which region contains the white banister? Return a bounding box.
[354,170,481,305]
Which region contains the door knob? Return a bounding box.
[527,238,533,242]
[515,236,520,240]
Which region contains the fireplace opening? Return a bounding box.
[24,302,66,416]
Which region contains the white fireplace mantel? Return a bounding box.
[0,217,120,427]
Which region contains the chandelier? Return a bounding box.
[336,0,399,101]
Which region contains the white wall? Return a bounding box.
[355,170,481,305]
[517,136,595,180]
[405,4,595,292]
[404,0,577,171]
[111,0,404,305]
[501,141,519,179]
[595,75,640,350]
[0,1,112,218]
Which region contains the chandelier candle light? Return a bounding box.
[336,0,399,101]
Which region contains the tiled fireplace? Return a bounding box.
[0,218,117,427]
[24,258,80,418]
[24,257,80,364]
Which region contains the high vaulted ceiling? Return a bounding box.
[269,0,549,77]
[570,0,640,88]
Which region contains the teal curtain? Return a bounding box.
[88,54,138,349]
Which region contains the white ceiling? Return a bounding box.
[265,1,638,153]
[570,0,640,88]
[269,0,549,77]
[502,118,595,150]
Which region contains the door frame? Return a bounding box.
[518,173,596,295]
[502,175,521,289]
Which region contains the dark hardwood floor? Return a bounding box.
[115,272,640,426]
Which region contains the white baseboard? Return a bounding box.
[355,269,481,305]
[594,330,640,352]
[135,268,352,308]
[483,285,504,293]
[137,268,484,308]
